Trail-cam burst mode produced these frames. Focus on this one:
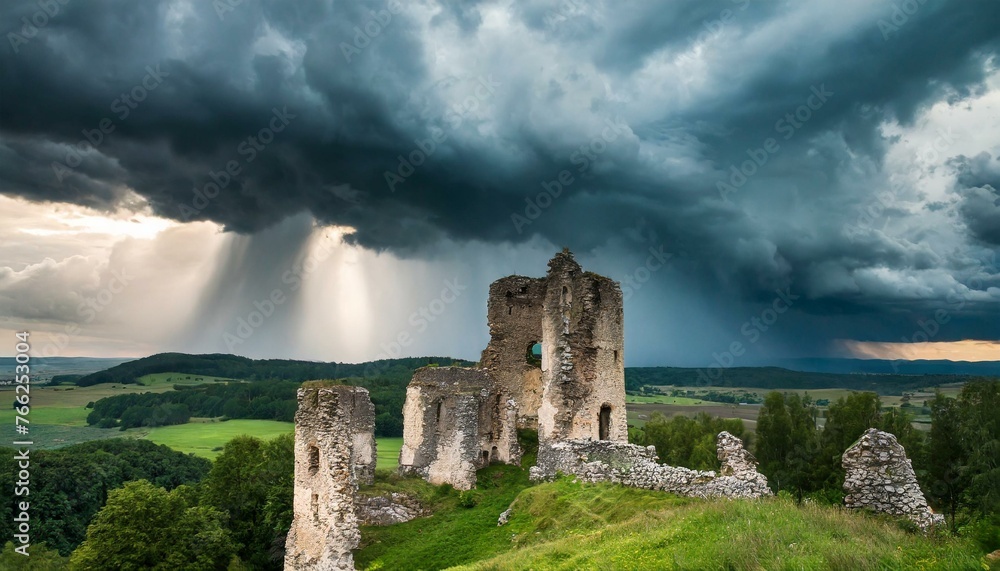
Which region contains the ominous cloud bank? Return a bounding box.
[1,0,998,361]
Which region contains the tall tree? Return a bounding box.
[755,392,818,499]
[69,480,236,571]
[755,392,792,489]
[202,434,295,570]
[927,391,967,531]
[818,392,881,490]
[957,379,1000,517]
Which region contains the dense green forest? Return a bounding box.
[0,440,210,556]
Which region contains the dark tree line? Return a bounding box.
[86,381,301,429]
[74,352,473,387]
[80,356,468,436]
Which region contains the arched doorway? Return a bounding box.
[599,405,612,440]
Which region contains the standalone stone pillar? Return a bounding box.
[842,428,943,531]
[285,383,376,571]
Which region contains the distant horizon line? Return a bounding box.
[3,353,1000,366]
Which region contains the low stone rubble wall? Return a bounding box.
[530,431,772,499]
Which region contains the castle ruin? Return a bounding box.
[285,384,376,571]
[398,250,771,498]
[398,250,628,489]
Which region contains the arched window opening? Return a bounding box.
[435,400,443,425]
[599,405,612,441]
[526,342,542,366]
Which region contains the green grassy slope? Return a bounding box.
[357,471,990,571]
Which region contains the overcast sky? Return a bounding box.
[1,0,998,366]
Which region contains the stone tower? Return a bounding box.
[285,383,376,571]
[536,250,626,445]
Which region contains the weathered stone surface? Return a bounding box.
[843,428,943,531]
[529,431,772,499]
[355,493,425,526]
[398,367,501,490]
[536,251,626,448]
[285,384,375,571]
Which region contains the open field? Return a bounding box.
[625,394,712,406]
[131,419,293,458]
[133,372,237,387]
[377,437,403,471]
[627,402,761,429]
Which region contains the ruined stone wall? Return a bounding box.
[481,275,546,438]
[537,251,626,446]
[348,388,377,486]
[398,367,504,490]
[843,428,943,530]
[285,384,376,571]
[529,432,771,499]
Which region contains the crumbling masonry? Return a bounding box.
[843,428,943,531]
[399,250,771,499]
[285,384,376,571]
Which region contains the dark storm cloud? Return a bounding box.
[955,152,1000,246]
[1,0,999,352]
